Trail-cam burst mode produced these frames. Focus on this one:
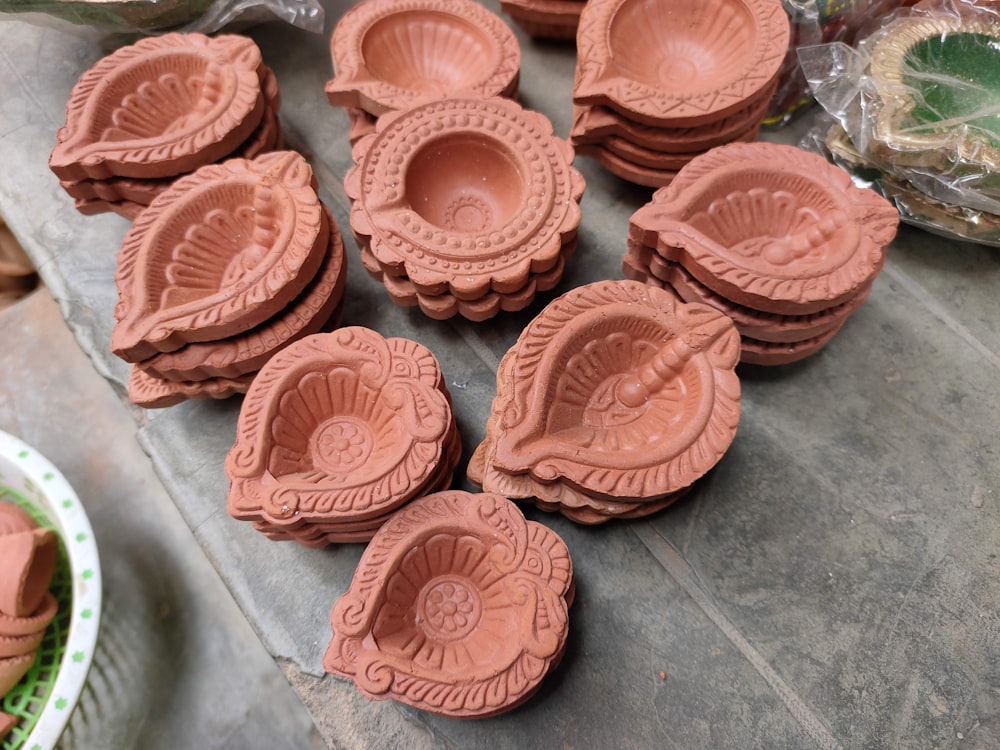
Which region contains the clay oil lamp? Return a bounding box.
[469,280,741,523]
[571,0,789,186]
[323,490,573,717]
[51,34,284,217]
[346,95,584,320]
[326,0,521,124]
[627,141,899,364]
[500,0,585,41]
[225,327,459,546]
[111,151,348,407]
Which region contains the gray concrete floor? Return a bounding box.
[0,288,324,749]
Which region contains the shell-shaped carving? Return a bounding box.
[50,33,265,181]
[323,490,572,718]
[127,366,254,409]
[326,0,521,115]
[488,280,741,500]
[629,142,899,314]
[140,206,347,381]
[225,328,455,527]
[346,96,584,301]
[574,0,789,125]
[111,151,325,362]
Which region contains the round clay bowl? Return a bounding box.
[226,328,455,528]
[0,592,58,638]
[629,142,899,314]
[323,490,572,718]
[486,280,741,501]
[326,0,521,116]
[0,528,58,618]
[112,151,326,362]
[0,652,35,697]
[346,96,584,301]
[574,0,789,126]
[50,33,265,181]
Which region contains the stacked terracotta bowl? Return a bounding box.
[50,33,282,220]
[0,502,58,714]
[346,95,585,321]
[110,151,348,407]
[469,280,741,523]
[625,142,900,365]
[324,490,573,717]
[325,0,521,146]
[501,0,584,40]
[225,328,460,547]
[570,0,790,187]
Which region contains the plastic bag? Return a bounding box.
[798,0,1000,244]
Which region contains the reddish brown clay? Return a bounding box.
[573,0,789,127]
[346,95,584,305]
[0,711,15,739]
[0,593,58,639]
[575,142,681,187]
[0,503,35,537]
[629,142,900,315]
[112,151,326,362]
[226,327,457,535]
[323,490,572,718]
[326,0,521,116]
[0,630,45,659]
[50,33,266,181]
[0,653,34,697]
[127,366,255,408]
[501,0,582,39]
[476,280,740,508]
[0,528,58,618]
[140,205,347,381]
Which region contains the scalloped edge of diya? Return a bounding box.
[323,490,572,718]
[573,0,789,127]
[869,14,1000,172]
[225,327,456,529]
[476,280,740,502]
[126,367,255,409]
[345,95,584,301]
[50,33,266,182]
[326,0,521,116]
[629,142,899,315]
[111,151,326,362]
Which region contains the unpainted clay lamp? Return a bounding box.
[323,490,573,717]
[481,280,741,504]
[326,0,521,116]
[346,95,584,301]
[573,0,789,127]
[112,150,326,362]
[50,33,265,181]
[629,142,900,315]
[0,529,58,618]
[226,327,455,531]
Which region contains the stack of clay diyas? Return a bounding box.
[570,0,790,187]
[469,280,741,524]
[346,95,585,321]
[325,0,521,146]
[0,501,59,723]
[501,0,585,40]
[625,142,900,365]
[225,328,460,547]
[111,151,348,408]
[50,33,283,220]
[324,490,573,717]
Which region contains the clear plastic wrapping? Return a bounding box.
[798,0,1000,244]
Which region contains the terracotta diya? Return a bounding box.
[51,35,285,217]
[500,0,584,40]
[469,280,741,521]
[570,0,789,186]
[346,95,584,320]
[323,490,573,717]
[225,327,459,546]
[326,0,521,118]
[627,141,899,364]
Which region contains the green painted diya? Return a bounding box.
[870,15,1000,172]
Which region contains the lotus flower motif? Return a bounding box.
[326,0,520,115]
[226,327,454,526]
[50,33,265,181]
[488,280,741,500]
[629,142,899,314]
[324,490,572,717]
[574,0,789,125]
[112,151,325,362]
